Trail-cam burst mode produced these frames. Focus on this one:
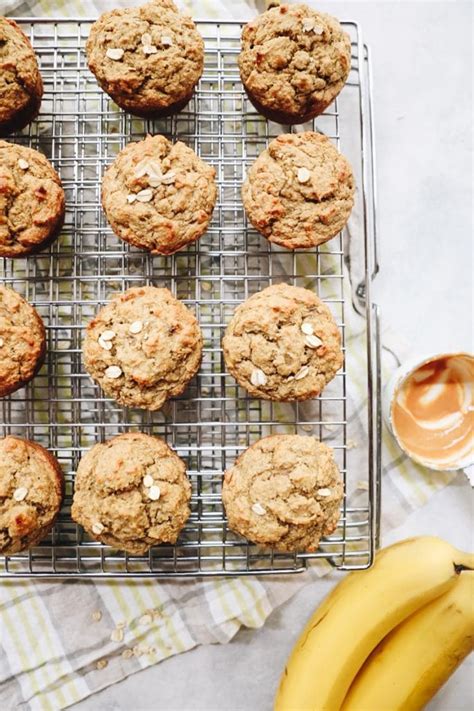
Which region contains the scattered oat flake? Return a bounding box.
[305,334,323,348]
[302,18,315,32]
[317,488,332,497]
[301,424,313,432]
[347,439,359,449]
[106,48,124,61]
[201,281,212,292]
[96,659,108,670]
[98,337,112,351]
[148,485,161,501]
[127,193,137,204]
[161,35,173,46]
[139,613,153,626]
[314,25,324,35]
[252,502,266,516]
[92,522,104,535]
[13,487,28,502]
[161,171,176,185]
[301,322,314,335]
[295,366,310,380]
[101,330,116,341]
[357,479,369,491]
[148,177,162,188]
[110,628,124,643]
[116,621,126,629]
[136,188,154,202]
[143,474,154,488]
[141,33,152,46]
[0,338,4,347]
[297,167,311,183]
[92,610,102,622]
[105,365,122,379]
[18,158,29,170]
[122,648,134,659]
[129,320,143,334]
[143,44,158,55]
[250,368,267,387]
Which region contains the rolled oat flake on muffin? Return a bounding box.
[83,285,203,411]
[222,434,343,552]
[242,132,354,250]
[0,285,46,397]
[86,0,204,117]
[0,17,43,135]
[71,433,191,555]
[239,3,351,124]
[223,283,343,402]
[0,435,64,555]
[0,140,65,257]
[101,134,216,255]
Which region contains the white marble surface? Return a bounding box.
[75,1,473,709]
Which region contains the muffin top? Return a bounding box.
[223,283,343,401]
[0,436,64,555]
[102,135,217,255]
[86,0,204,113]
[242,132,354,249]
[71,433,191,555]
[239,3,351,120]
[0,141,65,257]
[0,285,46,397]
[222,434,343,552]
[83,286,203,411]
[0,17,43,131]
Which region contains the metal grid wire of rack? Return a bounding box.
[0,18,380,578]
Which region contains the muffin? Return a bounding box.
[0,141,65,257]
[102,135,217,255]
[0,285,46,397]
[83,286,203,411]
[242,132,354,250]
[222,434,343,552]
[86,0,204,117]
[71,432,191,555]
[0,435,64,555]
[239,3,351,124]
[0,18,43,136]
[223,283,343,401]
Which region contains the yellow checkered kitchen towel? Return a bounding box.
[0,1,462,709]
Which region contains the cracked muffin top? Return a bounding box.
[239,3,351,124]
[83,286,203,411]
[102,134,217,255]
[0,285,46,397]
[86,0,204,116]
[0,17,43,135]
[223,283,343,401]
[0,140,65,257]
[242,132,354,250]
[71,432,191,555]
[0,436,64,555]
[222,434,343,552]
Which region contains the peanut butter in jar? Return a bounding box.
[391,353,473,471]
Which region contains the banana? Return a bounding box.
[341,570,474,711]
[274,536,474,711]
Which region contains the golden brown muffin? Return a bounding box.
[102,135,217,255]
[222,434,343,552]
[0,285,46,397]
[0,436,64,555]
[86,0,204,117]
[83,286,203,411]
[71,433,191,555]
[0,141,65,257]
[0,17,43,135]
[223,283,343,401]
[242,132,354,249]
[239,3,351,124]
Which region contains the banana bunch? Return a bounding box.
[275,536,474,711]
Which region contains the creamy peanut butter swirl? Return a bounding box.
[392,354,473,468]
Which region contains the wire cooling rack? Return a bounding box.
[0,18,380,577]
